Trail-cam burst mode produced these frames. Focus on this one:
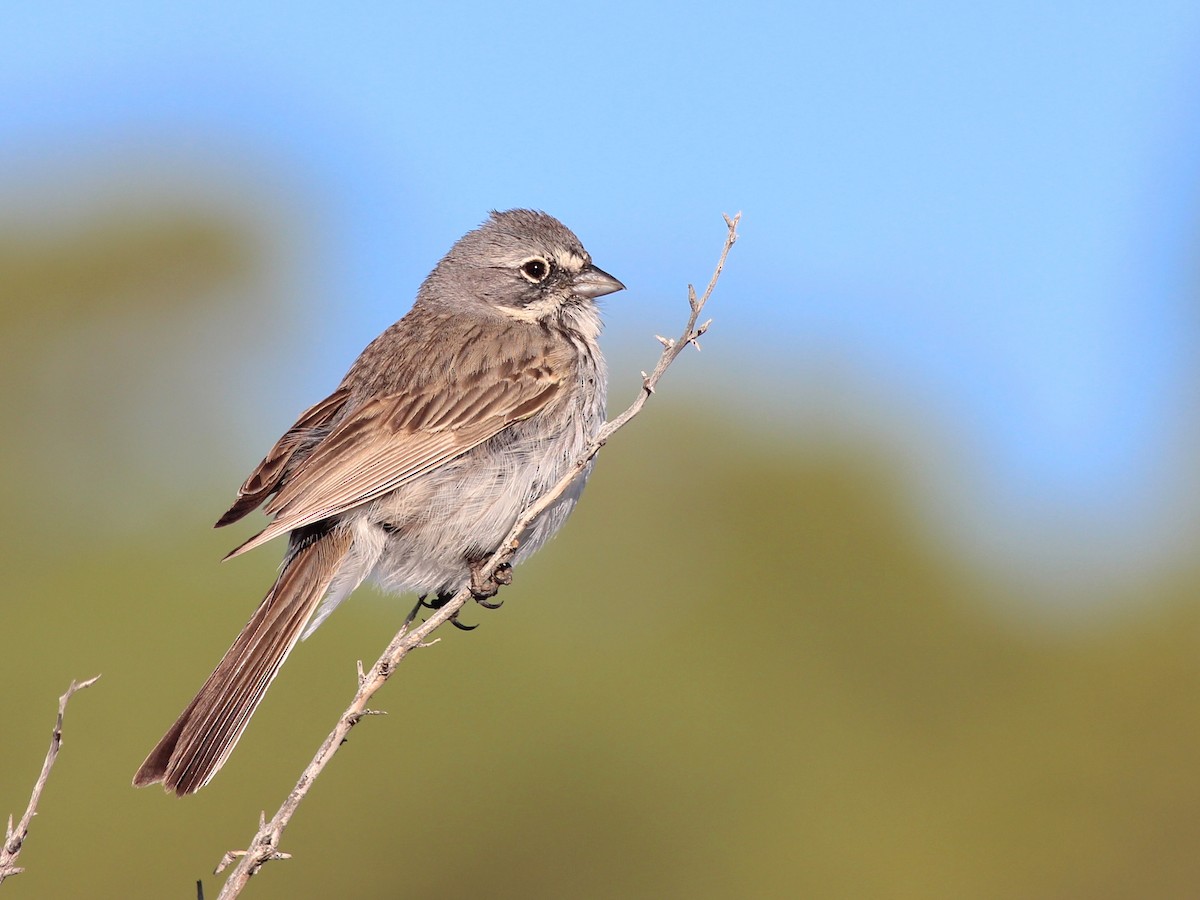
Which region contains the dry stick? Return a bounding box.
[213,213,741,899]
[0,675,101,885]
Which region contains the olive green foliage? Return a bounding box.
[2,201,1199,899]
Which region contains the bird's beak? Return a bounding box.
[572,265,626,299]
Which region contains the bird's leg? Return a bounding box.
[410,558,511,632]
[406,592,476,630]
[404,594,434,626]
[416,591,479,631]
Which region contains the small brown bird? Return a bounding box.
[133,210,624,795]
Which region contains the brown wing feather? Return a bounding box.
[223,359,566,559]
[215,388,352,527]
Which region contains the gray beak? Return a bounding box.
[572,265,625,299]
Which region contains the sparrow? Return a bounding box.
[133,209,624,795]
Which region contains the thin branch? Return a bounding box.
[213,213,741,898]
[0,675,101,885]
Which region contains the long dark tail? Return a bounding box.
[133,526,352,795]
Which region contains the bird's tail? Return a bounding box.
[133,525,353,795]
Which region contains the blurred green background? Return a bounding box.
[3,192,1200,899]
[6,3,1200,898]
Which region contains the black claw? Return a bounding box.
[409,585,500,630]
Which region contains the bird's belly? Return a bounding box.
[362,407,600,598]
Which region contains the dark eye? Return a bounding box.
[519,257,550,283]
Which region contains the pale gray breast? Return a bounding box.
[363,324,607,597]
[505,326,607,564]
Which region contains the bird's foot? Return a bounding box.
[470,561,512,606]
[407,560,511,631]
[407,591,481,630]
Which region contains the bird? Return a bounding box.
[133,209,624,795]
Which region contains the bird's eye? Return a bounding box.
[519,257,551,283]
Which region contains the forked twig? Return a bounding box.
[1,676,101,885]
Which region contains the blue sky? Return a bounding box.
[5,1,1200,599]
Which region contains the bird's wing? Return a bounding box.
[216,388,354,528]
[223,358,567,558]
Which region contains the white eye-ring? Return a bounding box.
[519,257,551,283]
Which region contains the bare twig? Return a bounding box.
[0,675,101,885]
[213,213,741,898]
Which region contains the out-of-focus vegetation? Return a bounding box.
[2,192,1200,900]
